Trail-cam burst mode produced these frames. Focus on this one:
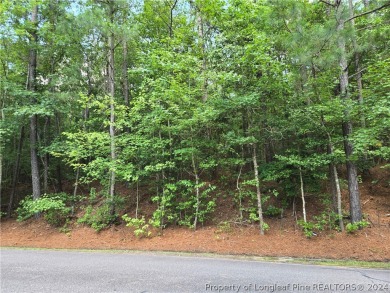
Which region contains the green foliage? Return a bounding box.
[16,193,71,227]
[262,222,270,232]
[298,210,343,238]
[2,0,389,237]
[298,194,343,238]
[264,205,282,218]
[122,215,152,238]
[151,180,216,229]
[346,221,369,234]
[298,220,317,238]
[77,203,117,232]
[236,181,275,223]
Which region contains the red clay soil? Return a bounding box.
[1,166,389,262]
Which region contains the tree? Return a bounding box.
[27,4,41,201]
[106,0,117,214]
[335,0,362,223]
[3,0,389,235]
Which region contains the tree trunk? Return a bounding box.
[135,179,139,219]
[192,152,200,230]
[43,116,50,194]
[252,144,265,235]
[236,164,244,220]
[343,122,362,223]
[72,166,80,216]
[122,38,131,133]
[327,141,344,231]
[30,114,41,201]
[298,167,307,223]
[333,165,344,231]
[190,0,208,102]
[108,3,116,215]
[168,0,179,38]
[122,39,130,108]
[55,113,63,192]
[336,0,362,223]
[197,12,207,103]
[28,5,41,201]
[348,0,365,128]
[7,126,25,217]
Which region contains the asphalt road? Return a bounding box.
[0,248,389,293]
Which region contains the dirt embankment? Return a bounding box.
[1,166,389,262]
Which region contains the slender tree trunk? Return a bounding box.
[252,144,265,235]
[168,0,179,38]
[28,5,41,201]
[343,123,362,223]
[327,134,345,231]
[55,113,63,192]
[157,129,166,230]
[122,39,130,108]
[333,165,344,231]
[299,167,307,223]
[108,2,116,215]
[72,166,80,216]
[327,143,344,231]
[122,39,131,134]
[236,164,243,220]
[329,162,337,209]
[43,116,50,194]
[7,126,25,217]
[190,0,208,102]
[197,12,207,102]
[30,115,40,201]
[135,179,139,219]
[192,152,200,230]
[336,0,362,223]
[348,0,365,128]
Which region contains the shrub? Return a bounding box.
[151,180,216,229]
[77,203,117,232]
[346,220,369,234]
[122,214,152,238]
[264,205,282,217]
[297,220,317,238]
[16,193,71,227]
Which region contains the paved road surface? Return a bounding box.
[1,248,389,292]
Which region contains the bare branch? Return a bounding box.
[345,2,390,23]
[319,0,336,7]
[348,67,367,80]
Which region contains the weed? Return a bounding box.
[78,203,117,232]
[122,214,152,238]
[346,221,369,234]
[215,221,233,234]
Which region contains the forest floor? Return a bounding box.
[1,166,389,262]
